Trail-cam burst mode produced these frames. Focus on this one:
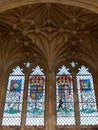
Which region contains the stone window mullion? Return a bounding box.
[72,72,81,129]
[46,71,56,130]
[21,72,29,129]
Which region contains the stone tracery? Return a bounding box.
[0,2,98,130]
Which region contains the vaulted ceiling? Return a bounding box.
[0,3,98,73]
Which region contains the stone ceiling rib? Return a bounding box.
[0,3,98,72]
[0,0,98,13]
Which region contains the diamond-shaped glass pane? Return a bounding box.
[56,65,75,125]
[2,66,25,126]
[26,66,45,126]
[77,65,98,125]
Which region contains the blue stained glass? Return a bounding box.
[26,66,45,126]
[4,79,22,115]
[80,79,91,91]
[57,78,74,116]
[2,66,25,126]
[77,65,98,125]
[58,85,71,100]
[10,80,22,93]
[56,65,75,125]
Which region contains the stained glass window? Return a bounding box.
[56,65,75,125]
[26,66,45,126]
[2,66,25,126]
[76,65,98,125]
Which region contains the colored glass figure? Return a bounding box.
[56,66,75,125]
[80,79,91,91]
[26,66,45,126]
[2,66,25,126]
[5,79,22,114]
[77,65,98,125]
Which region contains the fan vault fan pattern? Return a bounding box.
[0,3,98,73]
[0,2,98,130]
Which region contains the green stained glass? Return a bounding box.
[26,66,45,126]
[77,65,98,125]
[2,66,25,126]
[56,65,75,125]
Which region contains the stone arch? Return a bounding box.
[0,0,98,13]
[54,58,96,76]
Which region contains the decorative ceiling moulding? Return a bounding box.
[0,0,98,13]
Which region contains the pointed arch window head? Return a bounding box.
[26,66,45,126]
[56,64,98,127]
[56,65,75,126]
[77,65,98,125]
[2,66,25,126]
[2,65,46,127]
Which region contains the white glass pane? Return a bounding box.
[26,66,45,126]
[77,65,98,125]
[2,66,25,126]
[56,65,75,125]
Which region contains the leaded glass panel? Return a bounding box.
[26,66,45,126]
[2,66,25,126]
[77,65,98,125]
[56,65,75,125]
